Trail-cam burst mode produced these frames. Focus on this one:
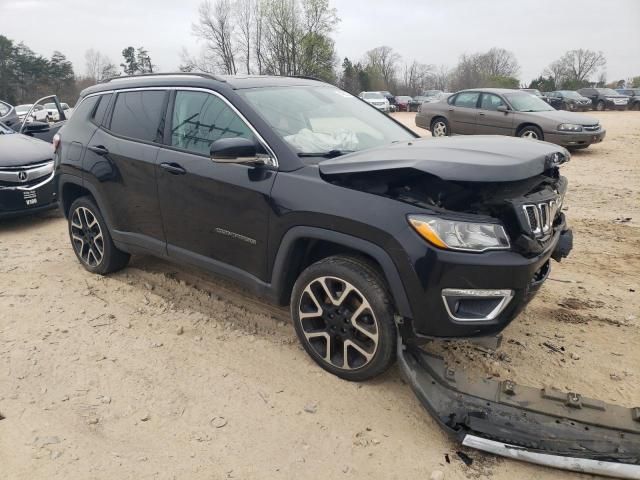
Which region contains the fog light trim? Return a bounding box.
[442,288,514,322]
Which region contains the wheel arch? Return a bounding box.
[515,122,543,137]
[270,227,413,319]
[59,174,113,228]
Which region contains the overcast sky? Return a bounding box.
[1,0,638,84]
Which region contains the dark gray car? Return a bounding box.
[416,88,606,150]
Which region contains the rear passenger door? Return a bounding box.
[156,89,276,281]
[84,89,169,255]
[475,93,513,135]
[448,92,480,134]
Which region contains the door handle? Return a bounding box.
[88,145,109,156]
[160,162,187,175]
[479,112,486,116]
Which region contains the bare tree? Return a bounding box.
[401,61,434,95]
[85,49,118,82]
[235,0,254,74]
[432,64,450,91]
[365,46,401,89]
[193,0,237,74]
[561,49,606,83]
[481,47,519,78]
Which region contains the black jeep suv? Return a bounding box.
[55,73,572,381]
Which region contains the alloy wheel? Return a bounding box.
[70,206,104,267]
[521,130,539,139]
[297,276,379,371]
[432,121,447,137]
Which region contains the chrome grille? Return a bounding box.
[583,124,600,132]
[522,200,560,237]
[0,161,54,190]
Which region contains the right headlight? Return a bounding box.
[558,123,583,132]
[408,215,510,252]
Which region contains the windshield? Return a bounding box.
[363,92,384,100]
[44,103,57,109]
[396,96,412,102]
[523,89,542,96]
[596,88,620,96]
[240,86,415,156]
[558,91,583,99]
[504,92,554,112]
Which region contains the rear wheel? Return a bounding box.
[518,125,543,141]
[595,100,605,111]
[68,196,130,275]
[290,256,397,382]
[564,102,575,111]
[431,117,449,137]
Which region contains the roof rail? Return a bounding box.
[100,72,226,84]
[291,75,326,83]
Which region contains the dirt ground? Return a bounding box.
[1,111,638,480]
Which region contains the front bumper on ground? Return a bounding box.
[398,343,640,479]
[544,129,606,148]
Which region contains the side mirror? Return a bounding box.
[22,121,50,135]
[497,105,509,113]
[210,137,266,165]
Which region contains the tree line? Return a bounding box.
[2,1,640,107]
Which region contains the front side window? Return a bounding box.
[170,91,253,156]
[453,92,480,108]
[109,90,166,142]
[480,93,505,111]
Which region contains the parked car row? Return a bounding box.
[521,87,638,111]
[416,88,606,150]
[358,90,452,113]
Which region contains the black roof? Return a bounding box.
[80,73,327,97]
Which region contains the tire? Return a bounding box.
[564,102,575,111]
[68,196,130,275]
[518,125,543,141]
[595,100,605,111]
[430,117,449,137]
[290,255,397,382]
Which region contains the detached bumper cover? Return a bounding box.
[398,343,640,478]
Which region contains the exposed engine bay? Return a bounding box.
[324,166,568,256]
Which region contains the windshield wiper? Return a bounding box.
[297,149,354,158]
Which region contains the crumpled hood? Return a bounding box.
[319,136,569,182]
[0,133,53,167]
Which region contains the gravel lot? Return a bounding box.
[1,111,638,479]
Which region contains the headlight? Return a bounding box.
[558,123,583,132]
[408,215,510,252]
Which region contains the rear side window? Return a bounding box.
[109,90,166,142]
[92,93,112,125]
[453,92,479,108]
[67,96,99,123]
[170,90,253,155]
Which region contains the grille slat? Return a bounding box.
[523,199,560,238]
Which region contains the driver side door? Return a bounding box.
[156,89,277,282]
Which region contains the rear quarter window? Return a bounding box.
[66,96,99,124]
[108,90,167,142]
[91,93,113,126]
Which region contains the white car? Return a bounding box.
[358,91,390,112]
[33,102,73,122]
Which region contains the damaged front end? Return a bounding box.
[398,343,640,478]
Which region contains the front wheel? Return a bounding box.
[518,125,543,141]
[290,256,397,382]
[595,100,605,111]
[68,196,130,275]
[431,117,449,137]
